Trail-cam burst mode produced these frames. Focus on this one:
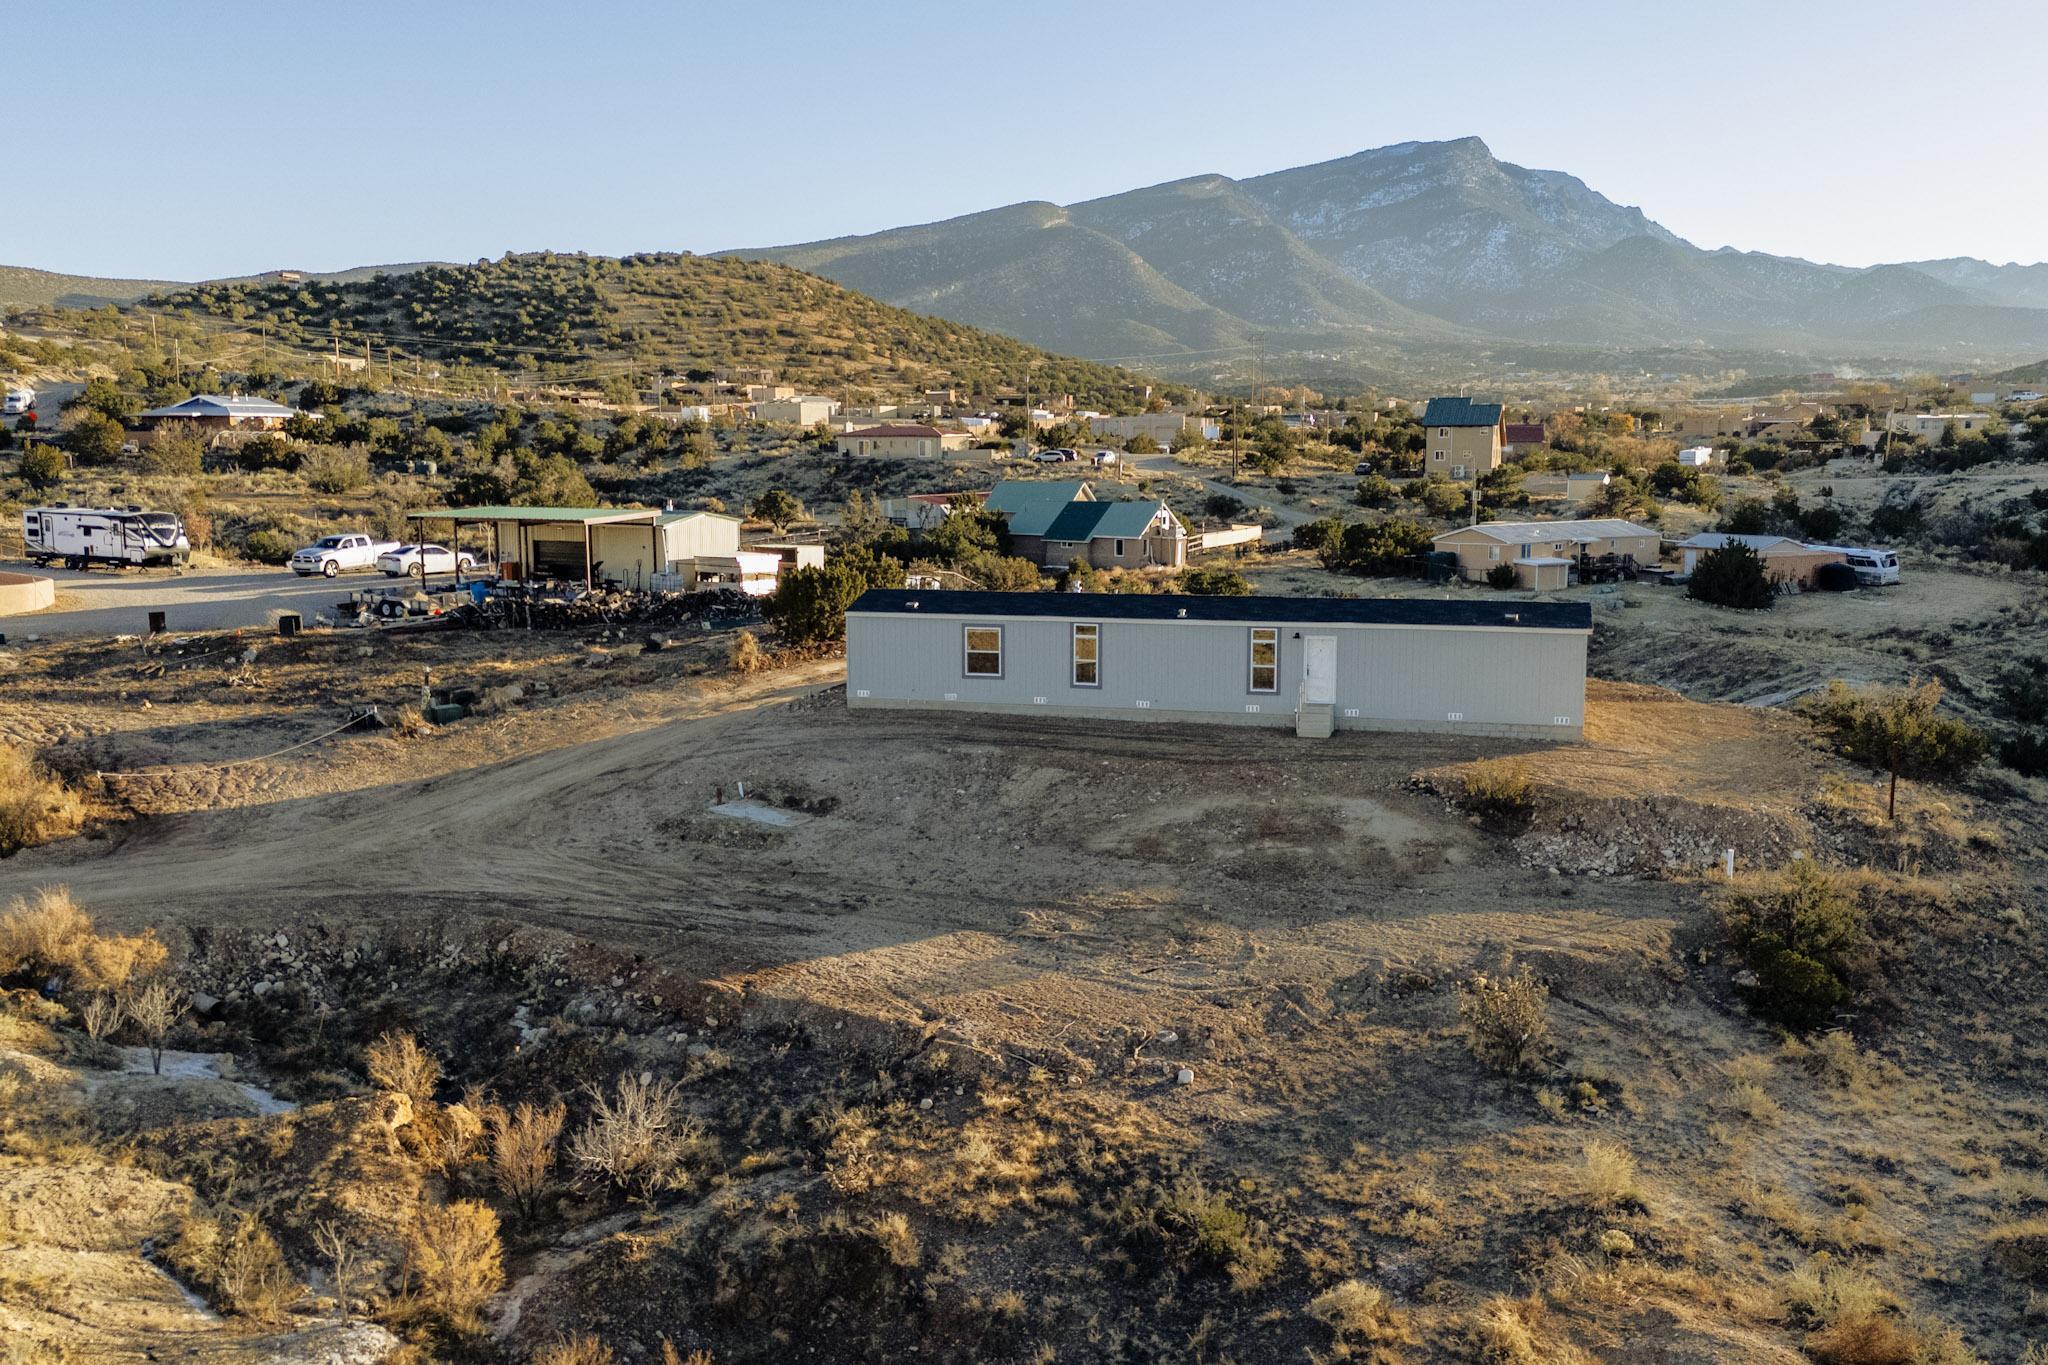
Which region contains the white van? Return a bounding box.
[2,387,35,415]
[1813,545,1900,586]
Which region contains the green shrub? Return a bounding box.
[1803,678,1989,817]
[16,445,63,490]
[1688,542,1774,610]
[1178,566,1252,596]
[1719,862,1864,1030]
[242,529,298,564]
[1485,562,1518,590]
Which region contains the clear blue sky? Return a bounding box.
[13,0,2044,280]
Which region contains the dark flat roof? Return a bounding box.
[849,589,1590,631]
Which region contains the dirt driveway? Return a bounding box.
[1,562,381,639]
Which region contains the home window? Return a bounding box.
[1113,539,1126,557]
[1438,427,1449,437]
[963,626,1003,677]
[1249,627,1279,693]
[1071,623,1099,687]
[1488,545,1500,561]
[1452,465,1466,479]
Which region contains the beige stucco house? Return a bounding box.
[1432,518,1661,583]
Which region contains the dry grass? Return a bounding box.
[0,745,84,856]
[1308,1278,1412,1350]
[727,629,765,674]
[534,1334,617,1365]
[0,887,166,993]
[1579,1140,1640,1210]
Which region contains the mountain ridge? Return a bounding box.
[725,137,2048,372]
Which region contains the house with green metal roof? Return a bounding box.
[1420,396,1505,481]
[982,480,1094,537]
[982,479,1186,570]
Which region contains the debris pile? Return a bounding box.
[474,586,760,630]
[336,583,761,633]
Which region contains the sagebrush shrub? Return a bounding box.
[1458,969,1549,1072]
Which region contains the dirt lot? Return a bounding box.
[1,576,2045,1363]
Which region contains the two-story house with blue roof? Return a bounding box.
[982,479,1186,570]
[1421,397,1505,480]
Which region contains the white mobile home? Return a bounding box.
[846,590,1591,739]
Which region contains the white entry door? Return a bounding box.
[1303,634,1336,705]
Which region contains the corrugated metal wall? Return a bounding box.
[846,611,1587,735]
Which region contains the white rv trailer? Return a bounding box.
[23,505,191,569]
[1807,545,1901,586]
[2,387,35,416]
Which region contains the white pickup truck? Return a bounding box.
[290,533,400,577]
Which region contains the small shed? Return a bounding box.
[1674,533,1846,588]
[1514,557,1571,590]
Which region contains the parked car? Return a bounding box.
[1092,449,1120,467]
[290,533,400,577]
[1034,447,1079,464]
[376,543,477,577]
[1353,460,1374,475]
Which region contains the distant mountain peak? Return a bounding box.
[725,137,2048,372]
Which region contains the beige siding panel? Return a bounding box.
[847,612,1586,736]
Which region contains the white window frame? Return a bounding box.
[1248,627,1279,694]
[963,624,1003,679]
[1113,539,1126,557]
[1071,622,1100,688]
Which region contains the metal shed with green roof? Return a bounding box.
[407,505,742,589]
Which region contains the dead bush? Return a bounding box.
[0,887,166,993]
[728,629,765,674]
[167,1209,303,1324]
[366,1031,441,1105]
[312,1218,368,1324]
[487,1097,566,1219]
[218,1212,304,1324]
[1460,759,1535,832]
[568,1074,703,1203]
[1458,968,1549,1072]
[125,976,181,1076]
[402,1199,503,1335]
[0,745,84,856]
[79,992,123,1042]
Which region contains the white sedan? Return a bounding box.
[376,543,478,578]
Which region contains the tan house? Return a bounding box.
[756,396,841,425]
[1674,533,1845,588]
[837,423,946,458]
[1421,398,1504,479]
[1432,518,1661,584]
[138,393,300,432]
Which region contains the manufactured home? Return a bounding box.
[846,590,1591,739]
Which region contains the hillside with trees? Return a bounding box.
[142,252,1176,410]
